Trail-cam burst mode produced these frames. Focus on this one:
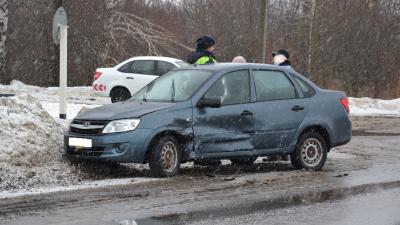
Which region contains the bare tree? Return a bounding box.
[2,0,400,98]
[0,0,8,83]
[259,0,269,63]
[307,0,316,77]
[105,10,192,59]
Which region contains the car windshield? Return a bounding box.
[132,69,213,102]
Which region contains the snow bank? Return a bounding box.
[349,97,400,117]
[0,94,82,190]
[0,80,109,106]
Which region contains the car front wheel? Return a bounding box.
[148,135,181,177]
[110,87,131,103]
[290,131,327,171]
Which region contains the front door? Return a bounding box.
[193,70,255,154]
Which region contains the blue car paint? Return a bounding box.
[64,63,351,163]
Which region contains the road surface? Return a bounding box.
[0,117,399,225]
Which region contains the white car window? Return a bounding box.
[118,61,134,73]
[132,60,156,75]
[157,61,177,76]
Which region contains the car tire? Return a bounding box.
[110,87,131,103]
[230,157,257,165]
[290,131,327,171]
[148,135,181,177]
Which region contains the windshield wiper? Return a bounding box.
[171,79,175,102]
[142,92,147,102]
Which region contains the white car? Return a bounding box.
[92,56,189,103]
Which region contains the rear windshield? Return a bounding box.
[132,69,213,102]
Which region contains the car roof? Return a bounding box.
[178,63,288,72]
[127,56,185,63]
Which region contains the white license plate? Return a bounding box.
[69,138,92,148]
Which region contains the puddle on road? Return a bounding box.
[119,180,400,225]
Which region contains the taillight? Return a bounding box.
[340,97,350,113]
[94,71,102,81]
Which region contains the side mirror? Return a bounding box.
[197,97,221,108]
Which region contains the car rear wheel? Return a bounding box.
[230,157,257,165]
[110,87,131,103]
[148,135,181,177]
[290,131,327,171]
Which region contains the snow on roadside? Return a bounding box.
[0,81,158,194]
[0,94,82,190]
[0,80,108,105]
[0,178,159,199]
[349,97,400,117]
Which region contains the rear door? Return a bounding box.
[251,70,308,150]
[193,70,255,154]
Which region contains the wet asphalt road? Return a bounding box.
[1,117,400,225]
[187,188,400,225]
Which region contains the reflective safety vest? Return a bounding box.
[195,56,217,65]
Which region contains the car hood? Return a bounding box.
[75,101,175,121]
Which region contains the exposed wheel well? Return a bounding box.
[144,130,190,163]
[109,86,131,97]
[298,125,331,151]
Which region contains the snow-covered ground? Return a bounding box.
[0,178,159,199]
[349,97,400,117]
[0,81,155,194]
[0,80,399,196]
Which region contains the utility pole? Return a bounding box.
[260,0,269,63]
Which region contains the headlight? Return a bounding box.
[103,119,141,134]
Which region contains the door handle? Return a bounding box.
[126,77,134,80]
[241,110,254,116]
[292,105,304,111]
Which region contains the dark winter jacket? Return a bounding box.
[187,50,217,65]
[279,60,295,72]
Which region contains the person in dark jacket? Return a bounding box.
[272,49,293,71]
[187,35,217,65]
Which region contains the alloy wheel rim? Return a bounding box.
[300,138,323,167]
[161,141,178,173]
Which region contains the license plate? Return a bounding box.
[69,138,92,148]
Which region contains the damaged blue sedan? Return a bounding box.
[64,63,352,177]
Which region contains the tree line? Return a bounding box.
[1,0,399,98]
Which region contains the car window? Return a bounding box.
[132,70,213,102]
[118,61,133,73]
[157,61,177,76]
[132,60,156,75]
[292,74,316,98]
[253,70,296,101]
[204,70,250,105]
